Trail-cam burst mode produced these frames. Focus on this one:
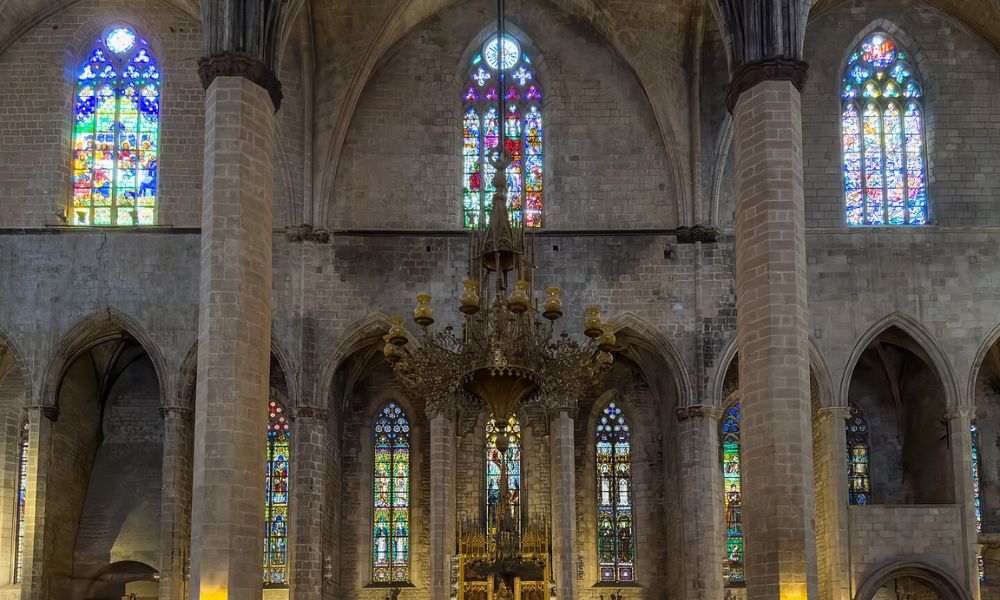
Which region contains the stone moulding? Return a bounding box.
[198,51,284,111]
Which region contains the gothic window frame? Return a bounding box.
[595,401,635,584]
[973,419,982,534]
[372,402,411,584]
[462,32,544,229]
[264,397,291,587]
[721,400,744,588]
[485,412,523,540]
[71,24,161,226]
[846,402,872,506]
[840,30,929,226]
[12,418,28,584]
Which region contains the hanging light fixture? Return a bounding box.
[384,0,614,592]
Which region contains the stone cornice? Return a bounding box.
[160,405,193,419]
[726,57,809,113]
[285,224,331,243]
[675,225,720,244]
[198,52,283,111]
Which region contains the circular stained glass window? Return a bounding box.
[484,35,520,71]
[105,27,136,54]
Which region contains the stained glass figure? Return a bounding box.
[13,419,28,583]
[264,398,290,586]
[373,402,411,583]
[463,34,543,228]
[721,402,744,587]
[846,403,872,505]
[486,413,521,539]
[72,26,159,226]
[596,402,634,583]
[973,420,982,533]
[841,33,927,226]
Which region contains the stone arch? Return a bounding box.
[63,10,170,82]
[967,320,1000,408]
[839,313,961,410]
[315,0,689,227]
[40,308,169,411]
[0,328,33,410]
[607,312,692,409]
[710,334,834,408]
[83,560,160,600]
[315,313,392,412]
[855,561,966,600]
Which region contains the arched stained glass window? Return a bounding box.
[485,413,521,539]
[841,32,927,226]
[846,403,872,505]
[72,25,160,226]
[721,401,744,587]
[596,402,634,583]
[463,34,543,228]
[973,420,982,533]
[373,402,410,583]
[264,398,290,587]
[13,419,28,583]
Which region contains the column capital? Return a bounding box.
[726,57,809,113]
[28,404,59,422]
[676,404,723,422]
[159,405,193,419]
[294,405,331,421]
[816,405,852,424]
[198,52,283,111]
[945,405,977,421]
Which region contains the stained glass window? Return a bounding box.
[721,402,744,587]
[842,32,927,226]
[264,398,290,587]
[596,402,634,583]
[13,419,28,584]
[486,413,521,539]
[846,403,871,505]
[72,26,160,226]
[973,420,982,533]
[373,402,410,583]
[463,34,543,228]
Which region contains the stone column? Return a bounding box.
[676,405,724,600]
[729,63,817,600]
[429,409,456,599]
[190,60,279,598]
[20,406,52,600]
[813,406,851,600]
[290,406,330,599]
[549,409,577,600]
[947,406,980,600]
[159,405,193,600]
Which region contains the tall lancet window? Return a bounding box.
[841,32,928,226]
[846,403,872,505]
[463,34,543,228]
[721,401,744,587]
[596,402,634,583]
[973,420,982,533]
[264,398,291,586]
[13,419,28,583]
[485,413,521,539]
[72,25,160,225]
[372,402,410,583]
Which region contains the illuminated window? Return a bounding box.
[846,403,872,505]
[72,26,160,225]
[12,419,28,583]
[841,32,927,226]
[721,401,744,587]
[264,399,290,586]
[974,420,982,533]
[485,413,521,538]
[463,34,543,228]
[373,402,410,583]
[596,402,634,583]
